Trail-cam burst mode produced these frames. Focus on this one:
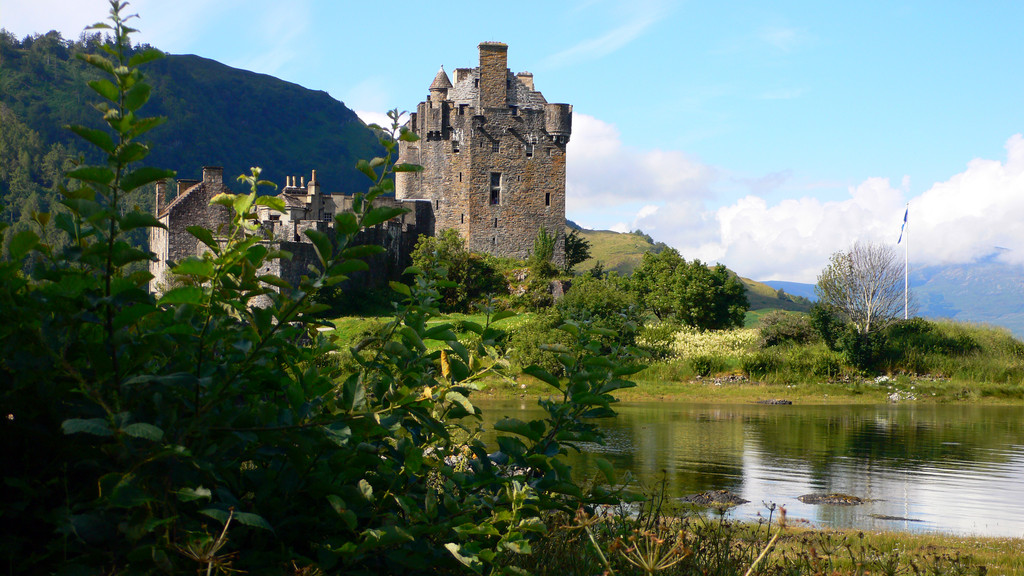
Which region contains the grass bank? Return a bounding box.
[327,312,1024,405]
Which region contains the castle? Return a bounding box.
[396,42,571,264]
[149,42,569,291]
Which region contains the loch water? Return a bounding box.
[475,400,1024,536]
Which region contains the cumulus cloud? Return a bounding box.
[565,113,717,231]
[566,112,1024,283]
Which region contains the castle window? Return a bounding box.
[474,78,479,88]
[492,237,496,246]
[492,141,500,153]
[510,105,518,116]
[435,199,440,210]
[489,172,501,205]
[493,218,498,228]
[459,104,467,115]
[459,172,462,182]
[461,213,464,224]
[452,140,459,153]
[545,192,551,207]
[525,143,534,158]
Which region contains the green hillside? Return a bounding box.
[573,226,812,312]
[0,30,382,207]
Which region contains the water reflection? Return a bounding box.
[474,400,1024,536]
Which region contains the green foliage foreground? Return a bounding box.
[0,4,643,574]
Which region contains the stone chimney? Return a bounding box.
[202,166,223,185]
[177,179,200,196]
[155,179,167,215]
[516,71,534,91]
[478,42,508,109]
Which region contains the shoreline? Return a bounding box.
[476,375,1024,405]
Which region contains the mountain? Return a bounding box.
[911,257,1024,338]
[0,30,382,198]
[761,280,817,301]
[759,257,1024,338]
[573,227,811,312]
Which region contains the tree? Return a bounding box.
[528,226,558,278]
[815,241,909,334]
[630,248,749,330]
[563,228,591,273]
[410,227,506,312]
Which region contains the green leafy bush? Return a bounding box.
[742,350,781,378]
[410,227,507,313]
[689,354,724,377]
[809,303,844,351]
[757,310,816,347]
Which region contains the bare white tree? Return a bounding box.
[815,242,911,334]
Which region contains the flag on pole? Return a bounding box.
[897,206,908,244]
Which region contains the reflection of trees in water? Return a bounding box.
[475,400,1024,498]
[746,404,1024,473]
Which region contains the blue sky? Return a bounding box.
[6,0,1024,282]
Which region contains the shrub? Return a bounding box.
[812,349,846,379]
[411,227,507,312]
[809,303,844,351]
[637,321,681,359]
[556,274,642,347]
[758,310,816,347]
[742,350,781,378]
[689,354,724,377]
[507,309,576,374]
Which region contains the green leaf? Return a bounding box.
[357,479,374,503]
[445,390,474,416]
[594,458,616,484]
[362,206,407,228]
[523,365,560,388]
[341,244,384,259]
[62,418,113,437]
[78,52,114,74]
[355,159,377,181]
[114,142,149,165]
[67,166,115,185]
[128,48,164,67]
[493,418,541,442]
[68,125,115,153]
[172,259,214,278]
[304,229,332,264]
[445,543,484,572]
[121,167,175,193]
[490,310,516,323]
[186,226,218,251]
[159,286,205,305]
[119,211,165,231]
[87,79,119,102]
[127,116,166,138]
[122,423,164,441]
[392,163,424,173]
[334,212,358,235]
[8,230,39,260]
[233,512,274,531]
[253,195,286,212]
[123,82,151,112]
[176,486,212,502]
[389,281,411,297]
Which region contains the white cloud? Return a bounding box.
[566,112,1024,284]
[354,110,392,130]
[543,4,664,68]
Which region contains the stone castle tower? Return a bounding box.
[396,42,572,264]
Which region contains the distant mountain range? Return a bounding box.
[763,256,1024,338]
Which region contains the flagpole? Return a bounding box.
[904,202,909,320]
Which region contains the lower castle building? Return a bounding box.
[149,166,432,294]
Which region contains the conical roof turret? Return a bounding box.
[429,66,453,90]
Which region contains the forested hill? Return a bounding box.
[0,30,382,211]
